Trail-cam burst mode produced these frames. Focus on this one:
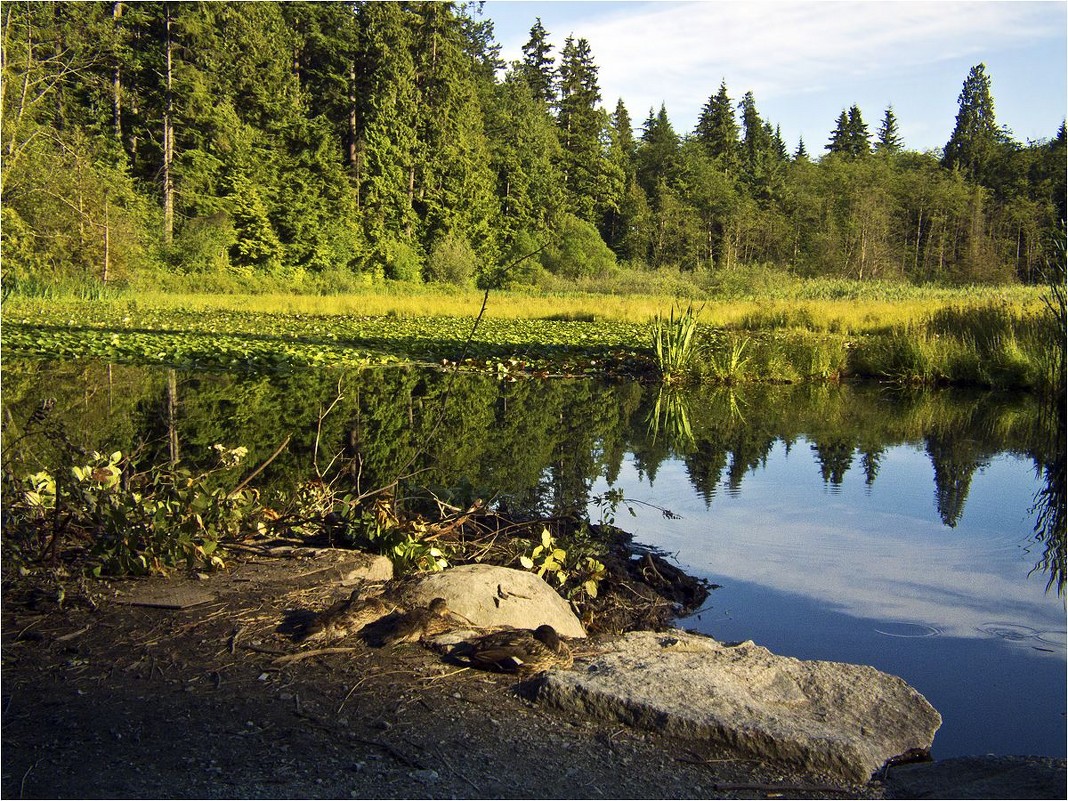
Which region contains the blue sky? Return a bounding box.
[481,1,1067,154]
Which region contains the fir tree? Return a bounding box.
[827,109,851,154]
[738,91,773,171]
[794,136,809,162]
[636,103,680,198]
[874,105,903,154]
[827,105,869,158]
[846,104,871,157]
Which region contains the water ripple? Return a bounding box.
[874,621,942,638]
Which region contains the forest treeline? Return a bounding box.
[3,1,1065,293]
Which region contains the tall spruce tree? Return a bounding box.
[517,17,555,104]
[943,63,1000,183]
[827,105,869,157]
[636,103,680,199]
[846,105,870,156]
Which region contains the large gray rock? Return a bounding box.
[398,564,586,639]
[537,630,941,784]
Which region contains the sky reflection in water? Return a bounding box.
[593,440,1066,758]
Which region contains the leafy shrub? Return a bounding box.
[425,233,477,286]
[6,447,267,576]
[540,214,616,278]
[380,239,424,282]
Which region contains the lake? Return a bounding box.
[2,360,1064,759]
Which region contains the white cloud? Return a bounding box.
[582,1,1054,111]
[493,1,1065,146]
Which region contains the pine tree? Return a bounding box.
[694,80,739,170]
[943,63,1000,183]
[874,105,903,154]
[518,17,555,104]
[794,137,809,162]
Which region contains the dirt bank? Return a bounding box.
[2,549,887,800]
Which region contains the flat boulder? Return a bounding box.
[398,564,586,639]
[536,630,941,784]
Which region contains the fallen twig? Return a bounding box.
[54,625,91,643]
[271,646,359,666]
[230,434,291,498]
[709,782,854,795]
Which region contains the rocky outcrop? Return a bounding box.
[397,564,586,639]
[536,630,941,784]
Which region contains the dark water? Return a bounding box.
[2,360,1064,758]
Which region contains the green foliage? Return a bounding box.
[539,214,617,278]
[651,302,700,383]
[342,500,450,575]
[380,239,425,283]
[425,233,478,286]
[4,447,267,576]
[519,526,608,599]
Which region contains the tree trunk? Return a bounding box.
[162,3,174,245]
[112,2,123,143]
[167,368,179,466]
[102,200,110,284]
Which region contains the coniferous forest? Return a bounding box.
[3,1,1065,293]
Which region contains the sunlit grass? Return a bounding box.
[5,271,1055,392]
[97,278,1044,336]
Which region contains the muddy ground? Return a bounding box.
[0,546,896,800]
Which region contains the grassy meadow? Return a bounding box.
[2,269,1060,392]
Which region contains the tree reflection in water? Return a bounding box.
[1,359,1062,592]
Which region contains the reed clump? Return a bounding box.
[651,303,700,384]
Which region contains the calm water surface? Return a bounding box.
[3,361,1063,758]
[592,441,1065,759]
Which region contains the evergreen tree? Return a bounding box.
[487,72,566,251]
[943,63,1000,183]
[827,109,851,155]
[794,137,809,162]
[739,91,773,171]
[694,80,739,170]
[517,17,555,104]
[353,1,421,267]
[827,105,869,157]
[875,105,903,154]
[556,35,607,223]
[738,91,783,203]
[601,98,648,258]
[846,104,871,156]
[772,124,789,162]
[408,2,497,254]
[636,103,680,199]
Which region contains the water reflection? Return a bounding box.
[1,359,1062,595]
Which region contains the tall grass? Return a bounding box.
[651,303,700,384]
